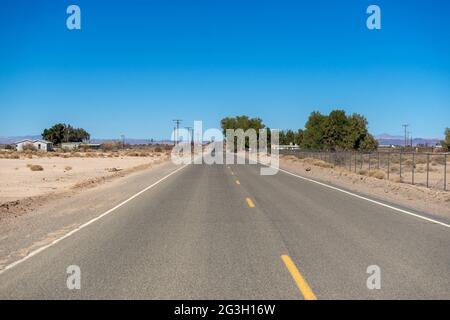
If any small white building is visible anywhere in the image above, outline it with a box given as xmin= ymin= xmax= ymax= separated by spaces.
xmin=272 ymin=144 xmax=300 ymax=151
xmin=15 ymin=139 xmax=53 ymax=152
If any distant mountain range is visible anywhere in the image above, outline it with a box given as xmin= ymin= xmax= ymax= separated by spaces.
xmin=375 ymin=134 xmax=441 ymax=147
xmin=0 ymin=135 xmax=172 ymax=145
xmin=0 ymin=135 xmax=42 ymax=144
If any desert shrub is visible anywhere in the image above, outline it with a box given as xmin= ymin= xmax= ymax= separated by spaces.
xmin=404 ymin=159 xmax=413 ymax=166
xmin=126 ymin=151 xmax=140 ymax=157
xmin=154 ymin=147 xmax=162 ymax=153
xmin=390 ymin=166 xmax=399 ymax=173
xmin=308 ymin=159 xmax=333 ymax=168
xmin=5 ymin=153 xmax=20 ymax=159
xmin=415 ymin=157 xmax=428 ymax=165
xmin=369 ymin=169 xmax=386 ymax=180
xmin=431 ymin=156 xmax=446 ymax=165
xmin=27 ymin=164 xmax=44 ymax=171
xmin=65 ymin=166 xmax=72 ymax=171
xmin=358 ymin=169 xmax=368 ymax=175
xmin=101 ymin=142 xmax=122 ymax=152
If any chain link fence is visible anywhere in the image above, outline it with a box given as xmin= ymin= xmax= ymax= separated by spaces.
xmin=281 ymin=150 xmax=449 ymax=191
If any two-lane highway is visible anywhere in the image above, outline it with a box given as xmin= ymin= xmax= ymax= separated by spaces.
xmin=0 ymin=163 xmax=449 ymax=299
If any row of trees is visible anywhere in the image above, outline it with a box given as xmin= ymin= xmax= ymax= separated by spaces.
xmin=42 ymin=123 xmax=90 ymax=145
xmin=221 ymin=110 xmax=379 ymax=152
xmin=295 ymin=110 xmax=378 ymax=151
xmin=220 ymin=116 xmax=265 ymax=135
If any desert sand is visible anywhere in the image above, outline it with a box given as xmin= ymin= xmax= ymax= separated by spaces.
xmin=0 ymin=153 xmax=169 ymax=204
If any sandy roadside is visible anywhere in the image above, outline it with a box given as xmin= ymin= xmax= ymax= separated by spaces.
xmin=0 ymin=153 xmax=170 ymax=219
xmin=280 ymin=155 xmax=450 ymax=219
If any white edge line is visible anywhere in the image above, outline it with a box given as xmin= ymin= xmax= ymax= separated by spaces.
xmin=0 ymin=164 xmax=188 ymax=275
xmin=261 ymin=161 xmax=450 ymax=229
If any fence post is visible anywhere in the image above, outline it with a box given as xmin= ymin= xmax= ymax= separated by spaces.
xmin=354 ymin=152 xmax=357 ymax=173
xmin=400 ymin=152 xmax=402 ymax=179
xmin=348 ymin=152 xmax=352 ymax=172
xmin=412 ymin=153 xmax=415 ymax=185
xmin=360 ymin=153 xmax=363 ymax=170
xmin=427 ymin=153 xmax=430 ymax=188
xmin=387 ymin=152 xmax=390 ymax=180
xmin=377 ymin=152 xmax=380 ymax=169
xmin=444 ymin=154 xmax=447 ymax=191
xmin=369 ymin=153 xmax=371 ymax=172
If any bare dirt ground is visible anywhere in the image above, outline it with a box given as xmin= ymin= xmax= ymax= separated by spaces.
xmin=280 ymin=155 xmax=450 ymax=219
xmin=0 ymin=150 xmax=170 ymax=218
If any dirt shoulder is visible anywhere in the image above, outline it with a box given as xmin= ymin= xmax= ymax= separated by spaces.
xmin=280 ymin=155 xmax=450 ymax=220
xmin=0 ymin=152 xmax=170 ymax=220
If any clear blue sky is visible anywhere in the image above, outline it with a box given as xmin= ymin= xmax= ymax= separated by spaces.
xmin=1 ymin=0 xmax=449 ymax=139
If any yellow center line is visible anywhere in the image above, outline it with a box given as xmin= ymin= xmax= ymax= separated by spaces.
xmin=246 ymin=197 xmax=255 ymax=208
xmin=235 ymin=180 xmax=241 ymax=185
xmin=281 ymin=255 xmax=317 ymax=300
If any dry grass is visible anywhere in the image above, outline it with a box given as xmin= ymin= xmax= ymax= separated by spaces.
xmin=391 ymin=176 xmax=402 ymax=183
xmin=305 ymin=158 xmax=334 ymax=169
xmin=368 ymin=169 xmax=386 ymax=180
xmin=358 ymin=169 xmax=368 ymax=175
xmin=0 ymin=145 xmax=170 ymax=160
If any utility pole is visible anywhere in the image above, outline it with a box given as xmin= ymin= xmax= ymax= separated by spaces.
xmin=173 ymin=127 xmax=176 ymax=146
xmin=173 ymin=119 xmax=182 ymax=145
xmin=185 ymin=127 xmax=193 ymax=145
xmin=402 ymin=124 xmax=409 ymax=148
xmin=121 ymin=134 xmax=125 ymax=149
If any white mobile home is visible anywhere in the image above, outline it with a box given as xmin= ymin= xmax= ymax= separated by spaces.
xmin=15 ymin=139 xmax=53 ymax=152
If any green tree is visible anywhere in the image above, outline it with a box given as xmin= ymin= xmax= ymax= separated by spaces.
xmin=42 ymin=123 xmax=66 ymax=145
xmin=441 ymin=128 xmax=450 ymax=151
xmin=359 ymin=134 xmax=378 ymax=151
xmin=294 ymin=129 xmax=304 ymax=146
xmin=301 ymin=110 xmax=377 ymax=151
xmin=323 ymin=110 xmax=351 ymax=151
xmin=279 ymin=130 xmax=288 ymax=145
xmin=220 ymin=115 xmax=266 ymax=150
xmin=347 ymin=113 xmax=378 ymax=151
xmin=301 ymin=111 xmax=327 ymax=150
xmin=42 ymin=123 xmax=90 ymax=145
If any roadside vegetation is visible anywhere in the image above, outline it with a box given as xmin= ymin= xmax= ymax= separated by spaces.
xmin=27 ymin=164 xmax=44 ymax=171
xmin=42 ymin=123 xmax=90 ymax=145
xmin=441 ymin=128 xmax=450 ymax=151
xmin=221 ymin=110 xmax=378 ymax=152
xmin=280 ymin=110 xmax=378 ymax=151
xmin=0 ymin=145 xmax=172 ymax=160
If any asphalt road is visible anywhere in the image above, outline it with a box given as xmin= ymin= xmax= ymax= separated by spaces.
xmin=0 ymin=162 xmax=449 ymax=299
